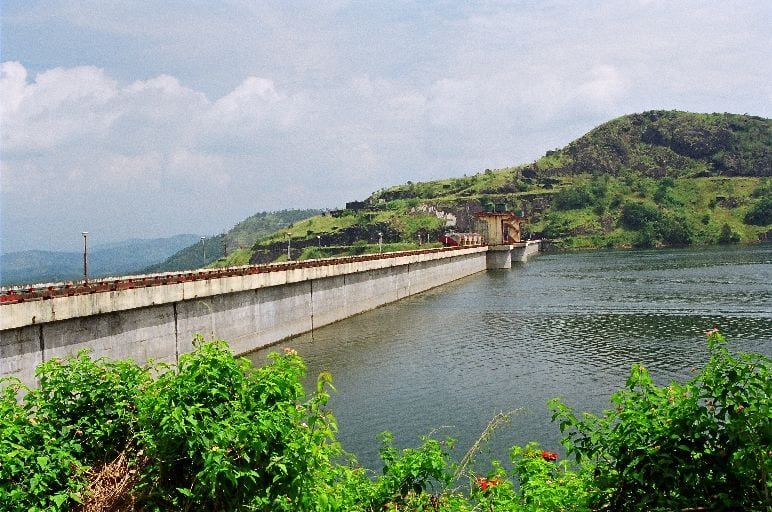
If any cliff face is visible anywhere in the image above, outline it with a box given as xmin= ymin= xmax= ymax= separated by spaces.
xmin=526 ymin=111 xmax=771 ymax=178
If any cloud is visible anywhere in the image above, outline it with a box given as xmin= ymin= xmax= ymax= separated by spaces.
xmin=1 ymin=62 xmax=118 ymax=151
xmin=1 ymin=1 xmax=770 ymax=251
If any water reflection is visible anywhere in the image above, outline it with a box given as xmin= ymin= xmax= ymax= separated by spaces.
xmin=246 ymin=245 xmax=771 ymax=469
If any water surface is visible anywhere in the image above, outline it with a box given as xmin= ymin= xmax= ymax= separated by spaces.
xmin=246 ymin=245 xmax=771 ymax=469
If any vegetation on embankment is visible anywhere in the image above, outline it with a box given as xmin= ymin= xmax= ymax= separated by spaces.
xmin=2 ymin=332 xmax=769 ymax=511
xmin=145 ymin=209 xmax=322 ymax=272
xmin=216 ymin=111 xmax=770 ymax=264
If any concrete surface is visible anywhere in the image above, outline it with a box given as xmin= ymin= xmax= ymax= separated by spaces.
xmin=1 ymin=247 xmax=488 ymax=387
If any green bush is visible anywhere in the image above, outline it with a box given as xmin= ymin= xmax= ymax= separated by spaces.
xmin=718 ymin=223 xmax=741 ymax=244
xmin=744 ymin=196 xmax=772 ymax=225
xmin=136 ymin=339 xmax=338 ymax=511
xmin=30 ymin=352 xmax=149 ymax=464
xmin=0 ymin=383 xmax=86 ymax=511
xmin=2 ymin=333 xmax=768 ymax=511
xmin=553 ymin=185 xmax=593 ymax=210
xmin=619 ymin=201 xmax=661 ymax=230
xmin=551 ymin=331 xmax=771 ymax=511
xmin=659 ymin=213 xmax=693 ymax=245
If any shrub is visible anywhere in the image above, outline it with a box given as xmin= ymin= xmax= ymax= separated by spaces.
xmin=2 ymin=333 xmax=768 ymax=511
xmin=659 ymin=213 xmax=693 ymax=245
xmin=551 ymin=332 xmax=771 ymax=511
xmin=0 ymin=382 xmax=86 ymax=511
xmin=718 ymin=223 xmax=741 ymax=244
xmin=553 ymin=185 xmax=593 ymax=210
xmin=29 ymin=352 xmax=149 ymax=464
xmin=744 ymin=196 xmax=772 ymax=225
xmin=136 ymin=339 xmax=338 ymax=511
xmin=619 ymin=201 xmax=661 ymax=230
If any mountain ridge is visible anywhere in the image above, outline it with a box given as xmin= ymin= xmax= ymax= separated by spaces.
xmin=1 ymin=234 xmax=202 ymax=286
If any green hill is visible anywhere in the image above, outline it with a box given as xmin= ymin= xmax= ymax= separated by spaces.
xmin=528 ymin=110 xmax=770 ymax=179
xmin=217 ymin=111 xmax=771 ymax=264
xmin=145 ymin=210 xmax=322 ymax=272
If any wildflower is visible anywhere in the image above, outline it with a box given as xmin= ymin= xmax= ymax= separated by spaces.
xmin=541 ymin=450 xmax=558 ymax=462
xmin=705 ymin=327 xmax=720 ymax=337
xmin=283 ymin=347 xmax=298 ymax=356
xmin=475 ymin=476 xmax=500 ymax=491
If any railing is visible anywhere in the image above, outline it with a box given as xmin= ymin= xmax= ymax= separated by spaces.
xmin=0 ymin=245 xmax=486 ymax=305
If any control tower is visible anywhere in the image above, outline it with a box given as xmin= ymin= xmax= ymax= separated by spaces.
xmin=474 ymin=203 xmax=536 ymax=268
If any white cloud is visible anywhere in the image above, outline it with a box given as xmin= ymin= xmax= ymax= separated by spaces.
xmin=1 ymin=62 xmax=118 ymax=151
xmin=1 ymin=0 xmax=770 ymax=251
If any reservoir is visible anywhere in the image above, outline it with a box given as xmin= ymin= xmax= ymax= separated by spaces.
xmin=246 ymin=245 xmax=771 ymax=469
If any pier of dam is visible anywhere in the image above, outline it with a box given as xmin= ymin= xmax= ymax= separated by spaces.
xmin=1 ymin=242 xmax=540 ymax=387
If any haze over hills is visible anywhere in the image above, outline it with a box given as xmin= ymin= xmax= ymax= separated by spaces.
xmin=207 ymin=111 xmax=770 ymax=264
xmin=1 ymin=234 xmax=201 ymax=286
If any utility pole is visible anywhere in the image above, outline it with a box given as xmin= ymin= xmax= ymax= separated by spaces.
xmin=200 ymin=236 xmax=206 ymax=267
xmin=378 ymin=232 xmax=383 ymax=253
xmin=286 ymin=232 xmax=292 ymax=260
xmin=82 ymin=231 xmax=89 ymax=284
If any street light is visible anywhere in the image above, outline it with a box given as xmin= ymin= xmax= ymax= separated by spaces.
xmin=378 ymin=232 xmax=383 ymax=254
xmin=81 ymin=231 xmax=89 ymax=284
xmin=317 ymin=235 xmax=321 ymax=249
xmin=286 ymin=232 xmax=292 ymax=260
xmin=200 ymin=236 xmax=206 ymax=267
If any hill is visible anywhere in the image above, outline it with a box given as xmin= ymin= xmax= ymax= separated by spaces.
xmin=228 ymin=111 xmax=769 ymax=263
xmin=527 ymin=110 xmax=770 ymax=179
xmin=145 ymin=209 xmax=322 ymax=272
xmin=1 ymin=234 xmax=201 ymax=286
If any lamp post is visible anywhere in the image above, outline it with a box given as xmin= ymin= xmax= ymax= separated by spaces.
xmin=317 ymin=235 xmax=321 ymax=249
xmin=286 ymin=232 xmax=292 ymax=260
xmin=82 ymin=231 xmax=89 ymax=284
xmin=200 ymin=236 xmax=206 ymax=267
xmin=378 ymin=232 xmax=383 ymax=254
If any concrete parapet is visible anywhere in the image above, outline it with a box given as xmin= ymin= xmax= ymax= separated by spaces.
xmin=1 ymin=247 xmax=488 ymax=387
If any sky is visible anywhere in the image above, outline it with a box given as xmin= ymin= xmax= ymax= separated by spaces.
xmin=1 ymin=1 xmax=770 ymax=252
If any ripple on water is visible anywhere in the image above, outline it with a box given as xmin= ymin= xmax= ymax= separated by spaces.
xmin=246 ymin=245 xmax=772 ymax=469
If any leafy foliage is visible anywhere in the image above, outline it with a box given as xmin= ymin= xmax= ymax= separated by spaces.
xmin=553 ymin=184 xmax=593 ymax=210
xmin=619 ymin=201 xmax=661 ymax=230
xmin=551 ymin=331 xmax=771 ymax=511
xmin=744 ymin=195 xmax=772 ymax=226
xmin=2 ymin=333 xmax=769 ymax=511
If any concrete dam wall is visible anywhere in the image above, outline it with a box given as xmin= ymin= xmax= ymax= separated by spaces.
xmin=1 ymin=247 xmax=488 ymax=387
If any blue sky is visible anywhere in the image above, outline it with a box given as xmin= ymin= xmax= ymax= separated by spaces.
xmin=2 ymin=0 xmax=770 ymax=252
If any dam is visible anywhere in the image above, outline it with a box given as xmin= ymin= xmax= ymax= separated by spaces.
xmin=1 ymin=242 xmax=540 ymax=388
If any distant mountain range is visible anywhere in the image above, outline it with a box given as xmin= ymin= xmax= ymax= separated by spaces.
xmin=1 ymin=234 xmax=201 ymax=286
